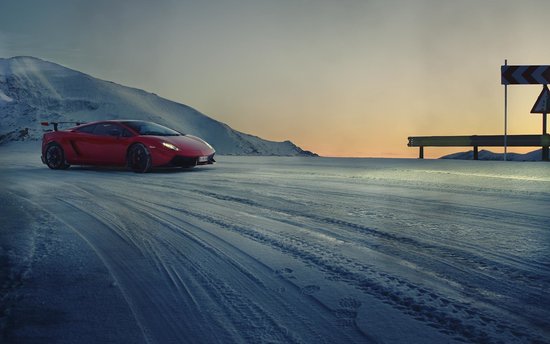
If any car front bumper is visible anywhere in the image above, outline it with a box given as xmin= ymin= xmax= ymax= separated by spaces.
xmin=167 ymin=153 xmax=216 ymax=167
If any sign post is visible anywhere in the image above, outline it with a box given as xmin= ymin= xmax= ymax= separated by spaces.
xmin=530 ymin=84 xmax=550 ymax=161
xmin=504 ymin=60 xmax=508 ymax=161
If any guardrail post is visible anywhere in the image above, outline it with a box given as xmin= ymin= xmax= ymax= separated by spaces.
xmin=419 ymin=146 xmax=424 ymax=159
xmin=473 ymin=146 xmax=479 ymax=160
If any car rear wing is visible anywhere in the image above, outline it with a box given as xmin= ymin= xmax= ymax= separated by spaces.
xmin=41 ymin=121 xmax=85 ymax=131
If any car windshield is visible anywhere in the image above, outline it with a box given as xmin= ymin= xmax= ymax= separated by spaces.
xmin=121 ymin=121 xmax=181 ymax=136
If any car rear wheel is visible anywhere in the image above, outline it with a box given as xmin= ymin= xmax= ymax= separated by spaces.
xmin=127 ymin=143 xmax=152 ymax=173
xmin=45 ymin=143 xmax=70 ymax=170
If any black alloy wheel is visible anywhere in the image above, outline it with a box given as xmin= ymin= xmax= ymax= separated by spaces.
xmin=127 ymin=143 xmax=152 ymax=173
xmin=45 ymin=144 xmax=70 ymax=170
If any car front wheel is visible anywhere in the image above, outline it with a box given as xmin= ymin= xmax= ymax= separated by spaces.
xmin=127 ymin=143 xmax=152 ymax=173
xmin=45 ymin=143 xmax=70 ymax=170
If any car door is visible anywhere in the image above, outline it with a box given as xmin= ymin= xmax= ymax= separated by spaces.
xmin=85 ymin=123 xmax=133 ymax=165
xmin=76 ymin=122 xmax=131 ymax=165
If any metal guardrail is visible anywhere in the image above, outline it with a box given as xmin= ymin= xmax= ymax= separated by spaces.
xmin=407 ymin=134 xmax=550 ymax=160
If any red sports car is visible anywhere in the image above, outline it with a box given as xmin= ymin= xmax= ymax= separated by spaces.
xmin=41 ymin=120 xmax=215 ymax=172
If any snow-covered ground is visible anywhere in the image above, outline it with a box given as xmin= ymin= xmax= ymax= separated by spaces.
xmin=1 ymin=142 xmax=549 ymax=344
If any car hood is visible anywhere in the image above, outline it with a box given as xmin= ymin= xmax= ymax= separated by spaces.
xmin=161 ymin=135 xmax=215 ymax=155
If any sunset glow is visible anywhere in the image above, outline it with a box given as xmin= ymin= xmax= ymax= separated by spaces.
xmin=2 ymin=0 xmax=549 ymax=157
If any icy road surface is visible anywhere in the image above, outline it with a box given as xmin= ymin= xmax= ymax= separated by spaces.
xmin=1 ymin=142 xmax=550 ymax=344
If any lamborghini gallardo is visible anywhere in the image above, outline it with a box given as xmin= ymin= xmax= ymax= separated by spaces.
xmin=41 ymin=120 xmax=215 ymax=173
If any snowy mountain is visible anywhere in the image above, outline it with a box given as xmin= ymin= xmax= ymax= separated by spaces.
xmin=0 ymin=56 xmax=317 ymax=156
xmin=440 ymin=149 xmax=543 ymax=161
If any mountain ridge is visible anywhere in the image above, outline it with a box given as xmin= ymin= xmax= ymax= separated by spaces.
xmin=440 ymin=149 xmax=542 ymax=161
xmin=0 ymin=56 xmax=317 ymax=156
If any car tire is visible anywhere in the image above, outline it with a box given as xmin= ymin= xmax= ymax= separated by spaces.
xmin=127 ymin=143 xmax=152 ymax=173
xmin=45 ymin=143 xmax=70 ymax=170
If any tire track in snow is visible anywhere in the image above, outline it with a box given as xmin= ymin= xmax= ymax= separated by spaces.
xmin=118 ymin=190 xmax=548 ymax=344
xmin=6 ymin=192 xmax=155 ymax=344
xmin=103 ymin=188 xmax=372 ymax=343
xmin=20 ymin=192 xmax=233 ymax=344
xmin=50 ymin=184 xmax=370 ymax=343
xmin=192 ymin=189 xmax=550 ymax=315
xmin=121 ymin=209 xmax=305 ymax=344
xmin=200 ymin=212 xmax=544 ymax=343
xmin=196 ymin=187 xmax=549 ymax=272
xmin=78 ymin=175 xmax=550 ymax=341
xmin=1 ymin=192 xmax=44 ymax=340
xmin=54 ymin=193 xmax=264 ymax=344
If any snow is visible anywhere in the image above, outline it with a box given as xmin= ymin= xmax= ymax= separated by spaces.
xmin=0 ymin=89 xmax=12 ymax=103
xmin=0 ymin=56 xmax=315 ymax=156
xmin=1 ymin=141 xmax=549 ymax=343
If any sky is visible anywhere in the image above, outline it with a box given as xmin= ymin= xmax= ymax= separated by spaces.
xmin=1 ymin=0 xmax=550 ymax=157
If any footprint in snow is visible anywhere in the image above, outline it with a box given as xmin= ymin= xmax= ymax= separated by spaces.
xmin=333 ymin=297 xmax=363 ymax=328
xmin=275 ymin=268 xmax=295 ymax=279
xmin=339 ymin=297 xmax=362 ymax=310
xmin=300 ymin=285 xmax=320 ymax=295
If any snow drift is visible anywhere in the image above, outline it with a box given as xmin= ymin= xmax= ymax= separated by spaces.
xmin=0 ymin=56 xmax=316 ymax=156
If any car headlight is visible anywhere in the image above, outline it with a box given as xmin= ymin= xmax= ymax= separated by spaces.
xmin=162 ymin=142 xmax=179 ymax=151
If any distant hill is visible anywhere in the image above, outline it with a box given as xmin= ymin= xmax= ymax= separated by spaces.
xmin=440 ymin=149 xmax=543 ymax=161
xmin=0 ymin=56 xmax=316 ymax=156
